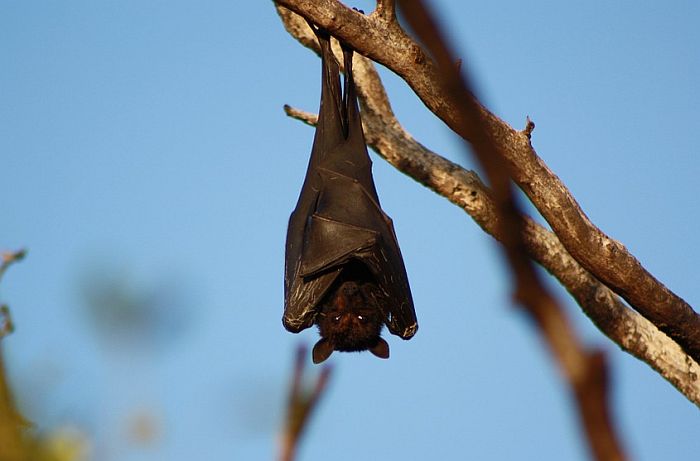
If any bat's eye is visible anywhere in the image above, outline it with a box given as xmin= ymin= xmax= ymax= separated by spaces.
xmin=333 ymin=315 xmax=342 ymax=322
xmin=357 ymin=315 xmax=367 ymax=323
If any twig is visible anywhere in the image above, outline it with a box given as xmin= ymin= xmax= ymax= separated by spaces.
xmin=279 ymin=345 xmax=332 ymax=461
xmin=0 ymin=249 xmax=26 ymax=286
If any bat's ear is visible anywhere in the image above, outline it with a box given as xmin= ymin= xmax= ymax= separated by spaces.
xmin=369 ymin=338 xmax=390 ymax=360
xmin=312 ymin=338 xmax=334 ymax=364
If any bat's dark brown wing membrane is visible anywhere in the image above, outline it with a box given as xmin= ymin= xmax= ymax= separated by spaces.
xmin=283 ymin=26 xmax=418 ymax=340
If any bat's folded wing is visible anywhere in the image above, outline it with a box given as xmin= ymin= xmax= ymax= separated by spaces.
xmin=300 ymin=215 xmax=378 ymax=278
xmin=282 ymin=266 xmax=339 ymax=333
xmin=283 ymin=213 xmax=378 ymax=334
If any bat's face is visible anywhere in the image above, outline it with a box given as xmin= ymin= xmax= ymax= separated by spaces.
xmin=317 ymin=280 xmax=383 ymax=348
xmin=311 ymin=264 xmax=390 ymax=363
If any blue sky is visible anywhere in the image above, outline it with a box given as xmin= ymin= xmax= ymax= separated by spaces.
xmin=1 ymin=1 xmax=699 ymax=460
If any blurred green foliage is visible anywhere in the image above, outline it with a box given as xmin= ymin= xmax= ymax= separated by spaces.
xmin=1 ymin=251 xmax=89 ymax=461
xmin=79 ymin=263 xmax=191 ymax=352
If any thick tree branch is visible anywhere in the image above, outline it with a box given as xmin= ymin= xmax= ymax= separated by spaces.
xmin=273 ymin=0 xmax=700 ymax=368
xmin=276 ymin=2 xmax=700 ymax=409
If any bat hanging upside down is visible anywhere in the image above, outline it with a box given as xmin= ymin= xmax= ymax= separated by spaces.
xmin=283 ymin=24 xmax=418 ymax=364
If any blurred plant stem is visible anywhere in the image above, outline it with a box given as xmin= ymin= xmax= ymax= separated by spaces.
xmin=279 ymin=346 xmax=332 ymax=461
xmin=0 ymin=349 xmax=30 ymax=461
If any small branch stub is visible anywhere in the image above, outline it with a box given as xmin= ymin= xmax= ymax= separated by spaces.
xmin=523 ymin=116 xmax=535 ymax=139
xmin=284 ymin=104 xmax=318 ymax=126
xmin=374 ymin=0 xmax=396 ymax=22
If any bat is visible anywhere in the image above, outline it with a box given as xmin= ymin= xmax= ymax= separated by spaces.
xmin=283 ymin=25 xmax=417 ymax=364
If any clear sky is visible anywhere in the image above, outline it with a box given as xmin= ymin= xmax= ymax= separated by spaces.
xmin=1 ymin=1 xmax=699 ymax=460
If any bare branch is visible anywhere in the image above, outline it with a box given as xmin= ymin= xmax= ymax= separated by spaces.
xmin=0 ymin=249 xmax=26 ymax=286
xmin=273 ymin=0 xmax=700 ymax=368
xmin=276 ymin=1 xmax=700 ymax=409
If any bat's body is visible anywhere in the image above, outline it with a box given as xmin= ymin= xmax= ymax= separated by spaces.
xmin=283 ymin=26 xmax=417 ymax=363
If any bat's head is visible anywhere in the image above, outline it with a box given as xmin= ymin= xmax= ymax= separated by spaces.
xmin=312 ymin=264 xmax=389 ymax=364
